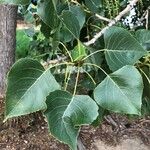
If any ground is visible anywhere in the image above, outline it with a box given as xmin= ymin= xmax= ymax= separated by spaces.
xmin=0 ymin=97 xmax=150 ymax=150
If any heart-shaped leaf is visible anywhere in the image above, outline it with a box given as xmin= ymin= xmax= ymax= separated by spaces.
xmin=71 ymin=41 xmax=87 ymax=62
xmin=5 ymin=58 xmax=60 ymax=121
xmin=94 ymin=65 xmax=143 ymax=115
xmin=104 ymin=26 xmax=147 ymax=71
xmin=44 ymin=90 xmax=98 ymax=150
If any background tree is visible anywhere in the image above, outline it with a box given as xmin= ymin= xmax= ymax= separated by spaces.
xmin=0 ymin=4 xmax=18 ymax=98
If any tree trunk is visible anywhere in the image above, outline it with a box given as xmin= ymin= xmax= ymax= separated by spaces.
xmin=0 ymin=4 xmax=18 ymax=97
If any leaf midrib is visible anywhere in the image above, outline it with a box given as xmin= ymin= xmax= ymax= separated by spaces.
xmin=105 ymin=49 xmax=145 ymax=52
xmin=107 ymin=74 xmax=137 ymax=111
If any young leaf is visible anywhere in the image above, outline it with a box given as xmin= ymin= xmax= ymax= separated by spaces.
xmin=5 ymin=58 xmax=60 ymax=121
xmin=44 ymin=90 xmax=98 ymax=150
xmin=71 ymin=41 xmax=87 ymax=62
xmin=104 ymin=26 xmax=147 ymax=71
xmin=94 ymin=65 xmax=143 ymax=115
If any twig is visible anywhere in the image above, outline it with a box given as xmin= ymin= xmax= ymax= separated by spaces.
xmin=104 ymin=115 xmax=118 ymax=128
xmin=41 ymin=56 xmax=67 ymax=68
xmin=84 ymin=0 xmax=139 ymax=46
xmin=139 ymin=7 xmax=149 ymax=22
xmin=146 ymin=7 xmax=150 ymax=30
xmin=95 ymin=14 xmax=112 ymax=22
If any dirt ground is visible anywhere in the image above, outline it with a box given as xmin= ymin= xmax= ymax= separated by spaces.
xmin=0 ymin=98 xmax=150 ymax=150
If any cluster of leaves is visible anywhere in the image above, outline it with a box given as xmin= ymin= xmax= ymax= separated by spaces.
xmin=3 ymin=0 xmax=150 ymax=150
xmin=16 ymin=29 xmax=54 ymax=61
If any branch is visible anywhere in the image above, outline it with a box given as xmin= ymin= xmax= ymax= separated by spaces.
xmin=41 ymin=56 xmax=67 ymax=68
xmin=146 ymin=7 xmax=150 ymax=30
xmin=84 ymin=0 xmax=139 ymax=46
xmin=95 ymin=14 xmax=112 ymax=22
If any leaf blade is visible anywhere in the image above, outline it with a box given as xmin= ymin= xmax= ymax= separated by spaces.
xmin=61 ymin=10 xmax=80 ymax=39
xmin=37 ymin=0 xmax=59 ymax=29
xmin=94 ymin=65 xmax=143 ymax=115
xmin=104 ymin=26 xmax=147 ymax=71
xmin=5 ymin=58 xmax=60 ymax=121
xmin=44 ymin=90 xmax=98 ymax=150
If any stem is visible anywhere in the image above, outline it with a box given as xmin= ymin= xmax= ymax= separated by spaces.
xmin=90 ymin=24 xmax=101 ymax=30
xmin=95 ymin=14 xmax=112 ymax=22
xmin=64 ymin=66 xmax=72 ymax=91
xmin=59 ymin=41 xmax=73 ymax=62
xmin=71 ymin=0 xmax=80 ymax=5
xmin=83 ymin=63 xmax=108 ymax=76
xmin=82 ymin=49 xmax=105 ymax=61
xmin=83 ymin=69 xmax=96 ymax=85
xmin=139 ymin=68 xmax=150 ymax=84
xmin=48 ymin=62 xmax=74 ymax=70
xmin=33 ymin=53 xmax=50 ymax=59
xmin=64 ymin=65 xmax=69 ymax=89
xmin=73 ymin=66 xmax=80 ymax=96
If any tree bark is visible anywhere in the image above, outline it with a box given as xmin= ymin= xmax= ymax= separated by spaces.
xmin=0 ymin=4 xmax=18 ymax=97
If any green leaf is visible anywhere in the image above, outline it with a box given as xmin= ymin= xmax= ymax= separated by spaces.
xmin=59 ymin=26 xmax=74 ymax=42
xmin=61 ymin=10 xmax=80 ymax=39
xmin=70 ymin=5 xmax=85 ymax=30
xmin=4 ymin=0 xmax=30 ymax=5
xmin=71 ymin=42 xmax=87 ymax=62
xmin=104 ymin=26 xmax=147 ymax=71
xmin=84 ymin=0 xmax=102 ymax=13
xmin=59 ymin=6 xmax=85 ymax=42
xmin=37 ymin=0 xmax=58 ymax=29
xmin=40 ymin=21 xmax=51 ymax=38
xmin=135 ymin=29 xmax=150 ymax=51
xmin=44 ymin=90 xmax=98 ymax=150
xmin=5 ymin=58 xmax=60 ymax=121
xmin=94 ymin=65 xmax=143 ymax=115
